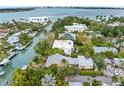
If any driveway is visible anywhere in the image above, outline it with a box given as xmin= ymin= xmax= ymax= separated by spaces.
xmin=67 ymin=75 xmax=112 ymax=85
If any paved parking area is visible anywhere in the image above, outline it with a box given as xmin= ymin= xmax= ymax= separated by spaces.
xmin=67 ymin=75 xmax=112 ymax=85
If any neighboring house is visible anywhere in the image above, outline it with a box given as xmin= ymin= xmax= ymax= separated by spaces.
xmin=52 ymin=40 xmax=74 ymax=55
xmin=7 ymin=32 xmax=21 ymax=45
xmin=107 ymin=22 xmax=124 ymax=27
xmin=0 ymin=28 xmax=10 ymax=40
xmin=46 ymin=53 xmax=94 ymax=70
xmin=105 ymin=58 xmax=124 ymax=66
xmin=78 ymin=56 xmax=94 ymax=69
xmin=64 ymin=23 xmax=87 ymax=32
xmin=59 ymin=32 xmax=76 ymax=40
xmin=93 ymin=46 xmax=118 ymax=53
xmin=8 ymin=36 xmax=19 ymax=45
xmin=28 ymin=16 xmax=50 ymax=24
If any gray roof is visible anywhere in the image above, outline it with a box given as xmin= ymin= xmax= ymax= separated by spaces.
xmin=46 ymin=53 xmax=78 ymax=67
xmin=46 ymin=53 xmax=93 ymax=67
xmin=93 ymin=46 xmax=118 ymax=53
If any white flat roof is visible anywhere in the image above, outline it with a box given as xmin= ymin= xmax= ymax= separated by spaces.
xmin=53 ymin=40 xmax=73 ymax=48
xmin=93 ymin=46 xmax=118 ymax=53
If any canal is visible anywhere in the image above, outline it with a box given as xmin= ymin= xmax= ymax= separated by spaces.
xmin=0 ymin=21 xmax=53 ymax=86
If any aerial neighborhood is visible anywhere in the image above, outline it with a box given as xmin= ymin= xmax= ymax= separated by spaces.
xmin=0 ymin=14 xmax=124 ymax=86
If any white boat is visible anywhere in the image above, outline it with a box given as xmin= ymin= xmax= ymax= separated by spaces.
xmin=0 ymin=68 xmax=4 ymax=76
xmin=0 ymin=71 xmax=4 ymax=76
xmin=0 ymin=58 xmax=10 ymax=66
xmin=8 ymin=52 xmax=18 ymax=59
xmin=21 ymin=64 xmax=27 ymax=70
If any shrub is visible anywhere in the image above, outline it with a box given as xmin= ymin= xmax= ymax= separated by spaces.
xmin=83 ymin=82 xmax=90 ymax=86
xmin=112 ymin=76 xmax=118 ymax=82
xmin=92 ymin=79 xmax=102 ymax=86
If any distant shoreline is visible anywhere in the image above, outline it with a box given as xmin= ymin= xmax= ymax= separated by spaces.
xmin=0 ymin=7 xmax=37 ymax=13
xmin=40 ymin=6 xmax=124 ymax=9
xmin=0 ymin=7 xmax=124 ymax=13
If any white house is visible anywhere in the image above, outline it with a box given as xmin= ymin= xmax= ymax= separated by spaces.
xmin=28 ymin=16 xmax=50 ymax=24
xmin=64 ymin=23 xmax=87 ymax=32
xmin=78 ymin=56 xmax=94 ymax=69
xmin=93 ymin=46 xmax=118 ymax=53
xmin=52 ymin=40 xmax=74 ymax=55
xmin=7 ymin=32 xmax=21 ymax=45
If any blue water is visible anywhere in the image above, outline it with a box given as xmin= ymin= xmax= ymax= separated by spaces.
xmin=0 ymin=8 xmax=124 ymax=86
xmin=0 ymin=8 xmax=124 ymax=22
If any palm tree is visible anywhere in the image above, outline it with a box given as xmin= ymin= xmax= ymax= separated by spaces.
xmin=41 ymin=74 xmax=56 ymax=86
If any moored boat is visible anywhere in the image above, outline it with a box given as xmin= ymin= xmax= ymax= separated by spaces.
xmin=8 ymin=52 xmax=18 ymax=59
xmin=0 ymin=58 xmax=11 ymax=66
xmin=0 ymin=67 xmax=4 ymax=76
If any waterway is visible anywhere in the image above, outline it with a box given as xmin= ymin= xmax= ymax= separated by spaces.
xmin=0 ymin=8 xmax=124 ymax=85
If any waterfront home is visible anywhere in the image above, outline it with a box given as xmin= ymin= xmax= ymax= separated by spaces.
xmin=28 ymin=16 xmax=50 ymax=25
xmin=52 ymin=40 xmax=74 ymax=55
xmin=46 ymin=53 xmax=94 ymax=70
xmin=93 ymin=46 xmax=118 ymax=53
xmin=64 ymin=23 xmax=87 ymax=32
xmin=59 ymin=32 xmax=76 ymax=40
xmin=7 ymin=32 xmax=21 ymax=45
xmin=8 ymin=36 xmax=19 ymax=45
xmin=78 ymin=56 xmax=94 ymax=70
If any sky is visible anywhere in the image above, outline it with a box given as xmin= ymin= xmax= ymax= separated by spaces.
xmin=0 ymin=0 xmax=124 ymax=7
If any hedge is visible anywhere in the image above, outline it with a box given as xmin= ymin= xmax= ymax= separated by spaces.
xmin=79 ymin=70 xmax=103 ymax=76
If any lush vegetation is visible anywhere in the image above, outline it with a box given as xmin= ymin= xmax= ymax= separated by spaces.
xmin=93 ymin=54 xmax=105 ymax=71
xmin=19 ymin=33 xmax=32 ymax=46
xmin=0 ymin=38 xmax=14 ymax=60
xmin=83 ymin=81 xmax=90 ymax=86
xmin=92 ymin=79 xmax=102 ymax=86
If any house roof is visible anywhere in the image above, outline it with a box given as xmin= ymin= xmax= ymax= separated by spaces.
xmin=93 ymin=46 xmax=118 ymax=53
xmin=53 ymin=40 xmax=74 ymax=49
xmin=46 ymin=53 xmax=78 ymax=67
xmin=46 ymin=54 xmax=93 ymax=67
xmin=64 ymin=23 xmax=87 ymax=31
xmin=59 ymin=32 xmax=75 ymax=40
xmin=78 ymin=56 xmax=94 ymax=67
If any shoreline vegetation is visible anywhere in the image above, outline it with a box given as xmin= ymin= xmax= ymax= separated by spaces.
xmin=0 ymin=7 xmax=37 ymax=13
xmin=0 ymin=6 xmax=124 ymax=13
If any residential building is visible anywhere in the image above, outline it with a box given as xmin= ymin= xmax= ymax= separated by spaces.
xmin=7 ymin=32 xmax=21 ymax=45
xmin=28 ymin=16 xmax=50 ymax=24
xmin=52 ymin=40 xmax=74 ymax=55
xmin=46 ymin=53 xmax=94 ymax=70
xmin=0 ymin=28 xmax=10 ymax=40
xmin=78 ymin=56 xmax=94 ymax=69
xmin=46 ymin=53 xmax=78 ymax=67
xmin=64 ymin=23 xmax=87 ymax=32
xmin=59 ymin=32 xmax=76 ymax=40
xmin=93 ymin=46 xmax=118 ymax=53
